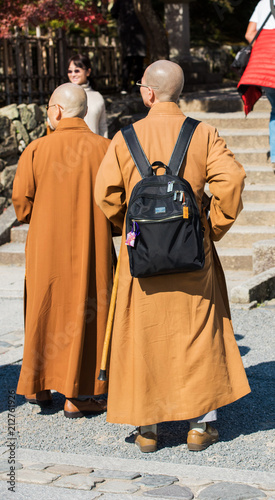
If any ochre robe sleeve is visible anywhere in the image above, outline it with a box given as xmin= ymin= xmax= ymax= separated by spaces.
xmin=206 ymin=129 xmax=246 ymax=242
xmin=95 ymin=134 xmax=126 ymax=231
xmin=12 ymin=143 xmax=36 ymax=223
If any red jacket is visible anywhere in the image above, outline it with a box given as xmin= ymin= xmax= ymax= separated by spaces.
xmin=238 ymin=29 xmax=275 ymax=114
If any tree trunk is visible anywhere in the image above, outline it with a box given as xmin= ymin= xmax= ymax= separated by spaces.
xmin=133 ymin=0 xmax=169 ymax=61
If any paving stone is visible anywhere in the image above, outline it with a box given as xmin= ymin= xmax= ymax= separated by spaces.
xmin=0 ymin=338 xmax=23 ymax=348
xmin=144 ymin=484 xmax=194 ymax=499
xmin=0 ymin=460 xmax=23 ymax=473
xmin=99 ymin=496 xmax=178 ymax=500
xmin=0 ymin=472 xmax=9 ymax=481
xmin=97 ymin=479 xmax=140 ymax=494
xmin=91 ymin=469 xmax=141 ymax=480
xmin=16 ymin=469 xmax=60 ymax=485
xmin=0 ymin=341 xmax=13 ymax=348
xmin=98 ymin=495 xmax=144 ymax=500
xmin=198 ymin=482 xmax=267 ymax=499
xmin=26 ymin=462 xmax=54 ymax=471
xmin=181 ymin=478 xmax=213 ymax=488
xmin=256 ymin=484 xmax=275 ymax=492
xmin=0 ymin=345 xmax=23 ymax=365
xmin=46 ymin=464 xmax=93 ymax=475
xmin=0 ymin=330 xmax=24 ymax=342
xmin=54 ymin=473 xmax=101 ymax=490
xmin=136 ymin=474 xmax=179 ymax=488
xmin=0 ymin=481 xmax=101 ymax=499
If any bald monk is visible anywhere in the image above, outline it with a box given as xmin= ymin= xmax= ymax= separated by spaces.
xmin=95 ymin=61 xmax=251 ymax=452
xmin=12 ymin=83 xmax=112 ymax=418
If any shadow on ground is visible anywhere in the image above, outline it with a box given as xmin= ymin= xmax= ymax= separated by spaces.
xmin=0 ymin=363 xmax=106 ymax=415
xmin=0 ymin=361 xmax=274 ymax=451
xmin=152 ymin=361 xmax=275 ymax=450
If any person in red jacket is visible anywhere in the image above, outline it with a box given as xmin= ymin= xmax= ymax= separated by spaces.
xmin=238 ymin=0 xmax=275 ymax=168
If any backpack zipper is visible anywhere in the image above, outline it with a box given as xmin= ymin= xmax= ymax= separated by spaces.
xmin=132 ymin=214 xmax=184 ymax=224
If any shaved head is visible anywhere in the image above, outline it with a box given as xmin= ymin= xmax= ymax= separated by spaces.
xmin=144 ymin=60 xmax=184 ymax=103
xmin=50 ymin=83 xmax=87 ymax=118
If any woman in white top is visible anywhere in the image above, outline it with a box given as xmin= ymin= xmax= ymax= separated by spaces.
xmin=245 ymin=0 xmax=275 ymax=40
xmin=68 ymin=54 xmax=108 ymax=138
xmin=238 ymin=0 xmax=275 ymax=166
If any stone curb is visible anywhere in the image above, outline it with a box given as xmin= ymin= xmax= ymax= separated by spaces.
xmin=230 ymin=267 xmax=275 ymax=303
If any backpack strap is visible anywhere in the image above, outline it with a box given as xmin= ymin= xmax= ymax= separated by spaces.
xmin=121 ymin=116 xmax=200 ymax=178
xmin=169 ymin=117 xmax=200 ymax=176
xmin=121 ymin=124 xmax=151 ymax=178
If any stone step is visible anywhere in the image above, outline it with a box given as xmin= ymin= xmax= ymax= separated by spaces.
xmin=242 ymin=184 xmax=275 ymax=202
xmin=0 ymin=230 xmax=269 ymax=275
xmin=205 ymin=182 xmax=275 ymax=200
xmin=216 ymin=247 xmax=252 ymax=271
xmin=187 ymin=111 xmax=269 ymax=129
xmin=0 ymin=242 xmax=25 ymax=265
xmin=215 ymin=225 xmax=275 ymax=248
xmin=180 ymin=91 xmax=270 ymax=113
xmin=236 ymin=203 xmax=275 ymax=225
xmin=219 ymin=129 xmax=269 ymax=149
xmin=244 ymin=165 xmax=275 ymax=184
xmin=223 ymin=270 xmax=254 ymax=296
xmin=114 ymin=235 xmax=253 ymax=285
xmin=251 ymin=96 xmax=271 ymax=112
xmin=233 ymin=148 xmax=269 ymax=165
xmin=11 ymin=224 xmax=28 ymax=243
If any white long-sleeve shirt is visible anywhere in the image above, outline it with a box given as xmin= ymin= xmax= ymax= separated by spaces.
xmin=82 ymin=83 xmax=108 ymax=138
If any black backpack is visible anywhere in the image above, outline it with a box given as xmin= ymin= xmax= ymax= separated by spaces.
xmin=121 ymin=117 xmax=205 ymax=278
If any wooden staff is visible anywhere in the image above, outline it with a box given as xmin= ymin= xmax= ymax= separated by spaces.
xmin=98 ymin=251 xmax=121 ymax=381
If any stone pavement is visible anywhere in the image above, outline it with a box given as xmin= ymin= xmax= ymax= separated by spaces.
xmin=1 ymin=447 xmax=275 ymax=500
xmin=0 ymin=265 xmax=275 ymax=499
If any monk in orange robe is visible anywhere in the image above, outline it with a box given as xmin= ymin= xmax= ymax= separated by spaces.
xmin=12 ymin=83 xmax=112 ymax=418
xmin=95 ymin=61 xmax=251 ymax=452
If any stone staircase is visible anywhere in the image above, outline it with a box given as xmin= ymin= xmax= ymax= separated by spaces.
xmin=180 ymin=89 xmax=275 ymax=289
xmin=1 ymin=88 xmax=275 ymax=295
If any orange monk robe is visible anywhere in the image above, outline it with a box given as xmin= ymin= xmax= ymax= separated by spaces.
xmin=95 ymin=102 xmax=251 ymax=427
xmin=12 ymin=117 xmax=112 ymax=398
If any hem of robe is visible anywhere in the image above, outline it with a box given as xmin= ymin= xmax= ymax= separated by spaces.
xmin=16 ymin=375 xmax=108 ymax=398
xmin=106 ymin=385 xmax=251 ymax=427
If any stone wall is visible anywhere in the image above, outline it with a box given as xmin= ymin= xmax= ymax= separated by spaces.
xmin=190 ymin=45 xmax=239 ymax=77
xmin=0 ymin=103 xmax=47 ymax=214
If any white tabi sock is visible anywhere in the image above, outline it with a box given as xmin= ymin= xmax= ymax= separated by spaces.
xmin=140 ymin=424 xmax=157 ymax=435
xmin=189 ymin=422 xmax=206 ymax=434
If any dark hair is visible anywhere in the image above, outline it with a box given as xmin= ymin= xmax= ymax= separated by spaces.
xmin=68 ymin=53 xmax=94 ymax=86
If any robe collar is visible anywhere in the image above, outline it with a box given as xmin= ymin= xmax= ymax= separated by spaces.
xmin=148 ymin=102 xmax=185 ymax=117
xmin=55 ymin=117 xmax=90 ymax=132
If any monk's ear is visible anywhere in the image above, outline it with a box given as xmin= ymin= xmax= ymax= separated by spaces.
xmin=55 ymin=105 xmax=63 ymax=122
xmin=148 ymin=88 xmax=156 ymax=106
